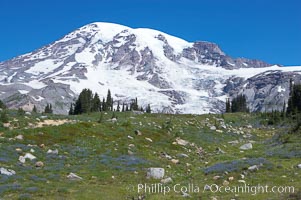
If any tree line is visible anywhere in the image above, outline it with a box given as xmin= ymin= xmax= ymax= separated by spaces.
xmin=225 ymin=94 xmax=249 ymax=113
xmin=68 ymin=88 xmax=151 ymax=115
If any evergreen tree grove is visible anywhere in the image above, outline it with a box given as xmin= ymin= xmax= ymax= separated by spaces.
xmin=225 ymin=95 xmax=248 ymax=113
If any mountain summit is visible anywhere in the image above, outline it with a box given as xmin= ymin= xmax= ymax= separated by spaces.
xmin=0 ymin=22 xmax=300 ymax=114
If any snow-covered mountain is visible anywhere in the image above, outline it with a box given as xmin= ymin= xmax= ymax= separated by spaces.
xmin=0 ymin=22 xmax=301 ymax=114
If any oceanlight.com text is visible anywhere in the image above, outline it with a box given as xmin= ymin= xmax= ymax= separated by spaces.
xmin=134 ymin=183 xmax=295 ymax=196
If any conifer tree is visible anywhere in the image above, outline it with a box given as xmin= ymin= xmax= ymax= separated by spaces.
xmin=117 ymin=101 xmax=120 ymax=112
xmin=106 ymin=89 xmax=112 ymax=111
xmin=101 ymin=98 xmax=106 ymax=111
xmin=92 ymin=93 xmax=101 ymax=112
xmin=225 ymin=98 xmax=231 ymax=113
xmin=44 ymin=103 xmax=53 ymax=114
xmin=0 ymin=100 xmax=6 ymax=109
xmin=111 ymin=98 xmax=114 ymax=111
xmin=122 ymin=103 xmax=125 ymax=112
xmin=32 ymin=105 xmax=37 ymax=113
xmin=73 ymin=89 xmax=93 ymax=114
xmin=68 ymin=103 xmax=74 ymax=115
xmin=146 ymin=104 xmax=151 ymax=113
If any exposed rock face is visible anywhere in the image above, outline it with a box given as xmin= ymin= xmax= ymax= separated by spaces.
xmin=229 ymin=71 xmax=301 ymax=112
xmin=0 ymin=22 xmax=300 ymax=114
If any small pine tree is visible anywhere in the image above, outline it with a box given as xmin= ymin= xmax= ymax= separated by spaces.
xmin=17 ymin=108 xmax=25 ymax=116
xmin=0 ymin=110 xmax=9 ymax=123
xmin=122 ymin=103 xmax=125 ymax=112
xmin=146 ymin=104 xmax=151 ymax=113
xmin=225 ymin=98 xmax=231 ymax=113
xmin=0 ymin=100 xmax=6 ymax=109
xmin=68 ymin=103 xmax=74 ymax=115
xmin=44 ymin=103 xmax=53 ymax=114
xmin=32 ymin=105 xmax=37 ymax=113
xmin=92 ymin=93 xmax=101 ymax=112
xmin=116 ymin=101 xmax=120 ymax=112
xmin=111 ymin=98 xmax=114 ymax=111
xmin=106 ymin=89 xmax=112 ymax=111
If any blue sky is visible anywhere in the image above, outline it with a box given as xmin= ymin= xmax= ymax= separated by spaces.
xmin=0 ymin=0 xmax=300 ymax=65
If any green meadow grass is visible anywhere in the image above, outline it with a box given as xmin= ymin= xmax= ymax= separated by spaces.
xmin=0 ymin=111 xmax=300 ymax=199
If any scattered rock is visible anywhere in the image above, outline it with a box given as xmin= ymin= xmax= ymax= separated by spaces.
xmin=135 ymin=130 xmax=142 ymax=136
xmin=145 ymin=137 xmax=153 ymax=142
xmin=111 ymin=118 xmax=117 ymax=123
xmin=146 ymin=168 xmax=165 ymax=179
xmin=228 ymin=176 xmax=234 ymax=181
xmin=239 ymin=143 xmax=253 ymax=150
xmin=35 ymin=161 xmax=44 ymax=168
xmin=19 ymin=156 xmax=26 ymax=163
xmin=161 ymin=177 xmax=172 ymax=184
xmin=216 ymin=147 xmax=225 ymax=154
xmin=223 ymin=180 xmax=230 ymax=186
xmin=127 ymin=135 xmax=134 ymax=140
xmin=30 ymin=149 xmax=35 ymax=153
xmin=182 ymin=191 xmax=191 ymax=197
xmin=67 ymin=172 xmax=83 ymax=180
xmin=128 ymin=150 xmax=134 ymax=155
xmin=47 ymin=149 xmax=58 ymax=155
xmin=210 ymin=126 xmax=217 ymax=131
xmin=15 ymin=148 xmax=22 ymax=152
xmin=15 ymin=135 xmax=24 ymax=140
xmin=297 ymin=164 xmax=301 ymax=169
xmin=40 ymin=144 xmax=45 ymax=148
xmin=228 ymin=140 xmax=239 ymax=145
xmin=213 ymin=175 xmax=221 ymax=180
xmin=25 ymin=112 xmax=31 ymax=115
xmin=24 ymin=153 xmax=36 ymax=160
xmin=171 ymin=159 xmax=179 ymax=164
xmin=216 ymin=130 xmax=223 ymax=133
xmin=175 ymin=138 xmax=189 ymax=146
xmin=0 ymin=167 xmax=16 ymax=176
xmin=177 ymin=153 xmax=189 ymax=158
xmin=161 ymin=152 xmax=172 ymax=160
xmin=246 ymin=125 xmax=253 ymax=129
xmin=248 ymin=165 xmax=259 ymax=171
xmin=128 ymin=144 xmax=135 ymax=148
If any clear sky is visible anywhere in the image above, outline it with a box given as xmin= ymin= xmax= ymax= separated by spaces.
xmin=0 ymin=0 xmax=300 ymax=65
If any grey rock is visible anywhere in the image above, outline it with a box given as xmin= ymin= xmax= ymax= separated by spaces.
xmin=239 ymin=143 xmax=253 ymax=150
xmin=161 ymin=177 xmax=172 ymax=184
xmin=0 ymin=167 xmax=16 ymax=176
xmin=15 ymin=135 xmax=23 ymax=140
xmin=146 ymin=168 xmax=165 ymax=179
xmin=35 ymin=161 xmax=44 ymax=168
xmin=67 ymin=172 xmax=83 ymax=180
xmin=47 ymin=149 xmax=59 ymax=155
xmin=297 ymin=164 xmax=301 ymax=169
xmin=248 ymin=165 xmax=259 ymax=171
